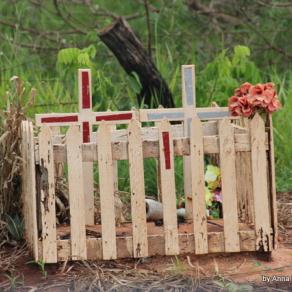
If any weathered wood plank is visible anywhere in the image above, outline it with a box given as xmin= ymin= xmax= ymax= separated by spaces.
xmin=235 ymin=151 xmax=254 ymax=224
xmin=54 ymin=230 xmax=256 ymax=261
xmin=127 ymin=119 xmax=148 ymax=257
xmin=250 ymin=113 xmax=272 ymax=252
xmin=66 ymin=126 xmax=87 ymax=260
xmin=139 ymin=107 xmax=240 ymax=122
xmin=50 ymin=133 xmax=270 ymax=163
xmin=111 ymin=124 xmax=119 ymax=193
xmin=219 ymin=119 xmax=240 ymax=252
xmin=78 ymin=69 xmax=95 ymax=226
xmin=158 ymin=120 xmax=179 ymax=255
xmin=182 ymin=65 xmax=196 ymax=220
xmin=97 ymin=122 xmax=117 ymax=260
xmin=190 ymin=116 xmax=208 ymax=254
xmin=38 ymin=126 xmax=57 ymax=263
xmin=82 ymin=162 xmax=95 ymax=225
xmin=21 ymin=121 xmax=39 ymax=261
xmin=267 ymin=114 xmax=277 ymax=249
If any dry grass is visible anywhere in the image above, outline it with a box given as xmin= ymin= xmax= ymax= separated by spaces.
xmin=0 ymin=244 xmax=28 ymax=274
xmin=277 ymin=192 xmax=292 ymax=227
xmin=0 ymin=77 xmax=34 ymax=243
xmin=277 ymin=192 xmax=292 ymax=247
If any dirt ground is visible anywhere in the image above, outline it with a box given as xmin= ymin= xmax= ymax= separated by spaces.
xmin=0 ymin=230 xmax=291 ymax=291
xmin=0 ymin=193 xmax=291 ymax=291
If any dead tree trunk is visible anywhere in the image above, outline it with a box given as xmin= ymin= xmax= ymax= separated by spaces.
xmin=99 ymin=17 xmax=175 ymax=108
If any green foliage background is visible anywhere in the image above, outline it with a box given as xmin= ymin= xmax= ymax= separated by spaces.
xmin=0 ymin=0 xmax=292 ymax=192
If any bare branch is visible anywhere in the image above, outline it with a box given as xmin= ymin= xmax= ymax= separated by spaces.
xmin=143 ymin=0 xmax=152 ymax=58
xmin=53 ymin=0 xmax=87 ymax=34
xmin=257 ymin=0 xmax=292 ymax=8
xmin=0 ymin=33 xmax=61 ymax=52
xmin=186 ymin=0 xmax=242 ymax=25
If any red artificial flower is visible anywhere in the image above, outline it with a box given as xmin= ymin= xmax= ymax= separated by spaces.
xmin=228 ymin=82 xmax=281 ymax=117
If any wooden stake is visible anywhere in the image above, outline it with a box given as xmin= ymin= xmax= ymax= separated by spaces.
xmin=182 ymin=65 xmax=196 ymax=220
xmin=97 ymin=122 xmax=117 ymax=260
xmin=190 ymin=116 xmax=208 ymax=254
xmin=66 ymin=126 xmax=87 ymax=260
xmin=250 ymin=113 xmax=272 ymax=252
xmin=158 ymin=120 xmax=179 ymax=255
xmin=128 ymin=119 xmax=148 ymax=257
xmin=39 ymin=126 xmax=57 ymax=263
xmin=21 ymin=121 xmax=39 ymax=261
xmin=219 ymin=119 xmax=240 ymax=252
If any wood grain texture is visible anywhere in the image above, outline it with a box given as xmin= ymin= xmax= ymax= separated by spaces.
xmin=66 ymin=126 xmax=87 ymax=260
xmin=190 ymin=116 xmax=208 ymax=254
xmin=158 ymin=120 xmax=179 ymax=255
xmin=111 ymin=124 xmax=119 ymax=193
xmin=235 ymin=151 xmax=254 ymax=224
xmin=78 ymin=69 xmax=95 ymax=225
xmin=38 ymin=126 xmax=57 ymax=263
xmin=267 ymin=114 xmax=277 ymax=249
xmin=54 ymin=230 xmax=256 ymax=261
xmin=128 ymin=119 xmax=148 ymax=257
xmin=250 ymin=113 xmax=272 ymax=252
xmin=219 ymin=119 xmax=240 ymax=252
xmin=97 ymin=122 xmax=117 ymax=259
xmin=21 ymin=121 xmax=39 ymax=261
xmin=182 ymin=65 xmax=196 ymax=220
xmin=50 ymin=132 xmax=269 ymax=164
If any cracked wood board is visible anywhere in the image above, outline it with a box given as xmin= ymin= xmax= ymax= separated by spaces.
xmin=38 ymin=126 xmax=57 ymax=263
xmin=128 ymin=119 xmax=148 ymax=257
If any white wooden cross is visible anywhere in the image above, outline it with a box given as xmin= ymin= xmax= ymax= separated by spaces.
xmin=36 ymin=69 xmax=134 ymax=225
xmin=139 ymin=65 xmax=232 ymax=219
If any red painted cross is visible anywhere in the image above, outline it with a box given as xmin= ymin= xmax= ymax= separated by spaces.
xmin=35 ymin=69 xmax=134 ymax=142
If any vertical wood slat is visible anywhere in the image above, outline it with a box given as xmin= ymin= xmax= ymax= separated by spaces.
xmin=21 ymin=121 xmax=39 ymax=261
xmin=97 ymin=122 xmax=117 ymax=260
xmin=190 ymin=116 xmax=208 ymax=254
xmin=78 ymin=69 xmax=95 ymax=225
xmin=66 ymin=126 xmax=87 ymax=260
xmin=111 ymin=124 xmax=119 ymax=193
xmin=235 ymin=151 xmax=254 ymax=224
xmin=250 ymin=113 xmax=272 ymax=251
xmin=267 ymin=114 xmax=277 ymax=249
xmin=38 ymin=126 xmax=57 ymax=263
xmin=155 ymin=121 xmax=162 ymax=202
xmin=219 ymin=119 xmax=240 ymax=252
xmin=83 ymin=161 xmax=95 ymax=225
xmin=158 ymin=120 xmax=179 ymax=255
xmin=128 ymin=119 xmax=148 ymax=258
xmin=182 ymin=65 xmax=196 ymax=220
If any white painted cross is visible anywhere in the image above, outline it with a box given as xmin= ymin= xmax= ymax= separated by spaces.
xmin=36 ymin=69 xmax=134 ymax=225
xmin=139 ymin=65 xmax=233 ymax=219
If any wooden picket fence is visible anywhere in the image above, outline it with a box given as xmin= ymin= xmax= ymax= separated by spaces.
xmin=21 ymin=110 xmax=277 ymax=263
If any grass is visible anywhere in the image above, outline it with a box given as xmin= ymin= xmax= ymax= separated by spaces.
xmin=272 ymin=74 xmax=292 ymax=192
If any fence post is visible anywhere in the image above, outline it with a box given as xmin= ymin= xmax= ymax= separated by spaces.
xmin=97 ymin=122 xmax=117 ymax=260
xmin=190 ymin=116 xmax=208 ymax=254
xmin=219 ymin=119 xmax=240 ymax=252
xmin=158 ymin=120 xmax=179 ymax=255
xmin=38 ymin=125 xmax=57 ymax=263
xmin=250 ymin=113 xmax=272 ymax=252
xmin=66 ymin=126 xmax=87 ymax=260
xmin=21 ymin=121 xmax=39 ymax=261
xmin=128 ymin=119 xmax=148 ymax=257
